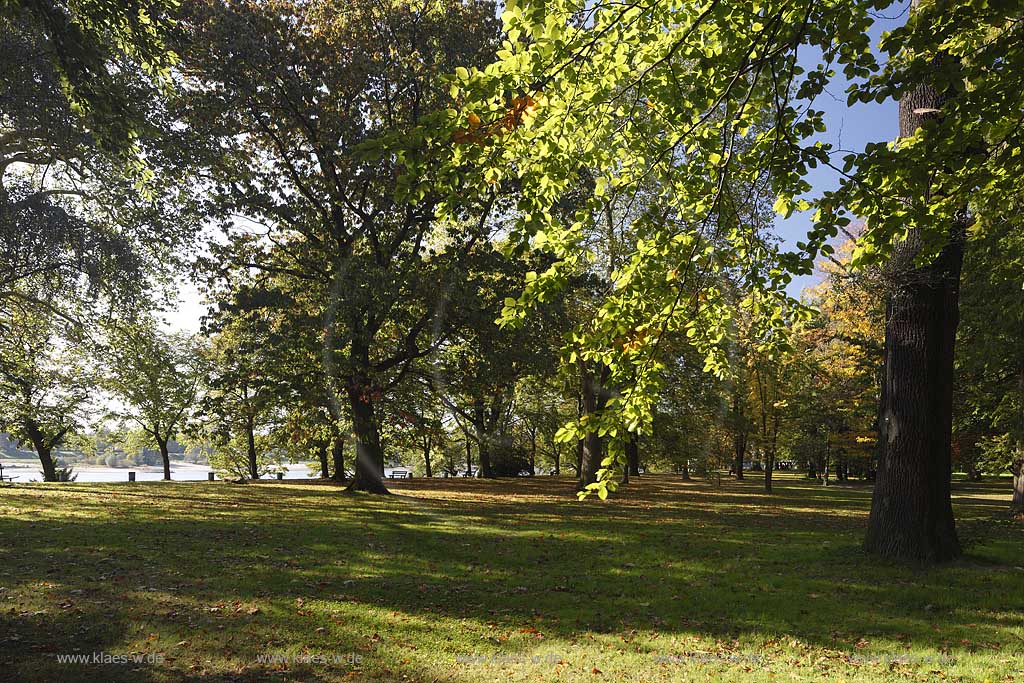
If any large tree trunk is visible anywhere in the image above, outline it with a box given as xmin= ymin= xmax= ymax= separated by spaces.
xmin=552 ymin=443 xmax=560 ymax=475
xmin=578 ymin=362 xmax=609 ymax=490
xmin=331 ymin=434 xmax=347 ymax=482
xmin=864 ymin=73 xmax=963 ymax=562
xmin=472 ymin=400 xmax=495 ymax=478
xmin=246 ymin=415 xmax=258 ymax=480
xmin=156 ymin=435 xmax=171 ymax=481
xmin=626 ymin=433 xmax=640 ymax=477
xmin=26 ymin=422 xmax=56 ymax=482
xmin=316 ymin=442 xmax=330 ymax=479
xmin=344 ymin=376 xmax=389 ymax=494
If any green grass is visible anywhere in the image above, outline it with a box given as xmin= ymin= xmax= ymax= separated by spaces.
xmin=1 ymin=473 xmax=1022 ymax=682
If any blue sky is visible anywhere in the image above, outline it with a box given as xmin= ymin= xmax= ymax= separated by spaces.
xmin=166 ymin=2 xmax=911 ymax=331
xmin=780 ymin=2 xmax=911 ymax=295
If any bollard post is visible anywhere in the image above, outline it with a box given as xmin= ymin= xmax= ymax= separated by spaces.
xmin=208 ymin=472 xmax=215 ymax=481
xmin=128 ymin=471 xmax=136 ymax=482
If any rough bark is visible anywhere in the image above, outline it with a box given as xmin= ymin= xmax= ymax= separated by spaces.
xmin=864 ymin=74 xmax=963 ymax=562
xmin=472 ymin=400 xmax=495 ymax=478
xmin=578 ymin=362 xmax=610 ymax=490
xmin=156 ymin=435 xmax=171 ymax=481
xmin=344 ymin=377 xmax=389 ymax=494
xmin=316 ymin=442 xmax=331 ymax=479
xmin=423 ymin=435 xmax=432 ymax=478
xmin=26 ymin=421 xmax=56 ymax=482
xmin=331 ymin=434 xmax=346 ymax=482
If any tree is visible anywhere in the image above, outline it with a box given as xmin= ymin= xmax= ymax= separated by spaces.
xmin=860 ymin=3 xmax=965 ymax=561
xmin=1 ymin=3 xmax=196 ymax=319
xmin=178 ymin=0 xmax=501 ymax=493
xmin=433 ymin=246 xmax=563 ymax=478
xmin=198 ymin=321 xmax=282 ymax=481
xmin=105 ymin=318 xmax=201 ymax=480
xmin=0 ymin=297 xmax=95 ymax=481
xmin=1 ymin=0 xmax=177 ymax=145
xmin=955 ymin=214 xmax=1024 ymax=512
xmin=797 ymin=238 xmax=884 ymax=483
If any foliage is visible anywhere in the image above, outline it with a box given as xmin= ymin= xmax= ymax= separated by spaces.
xmin=0 ymin=293 xmax=97 ymax=478
xmin=103 ymin=317 xmax=202 ymax=461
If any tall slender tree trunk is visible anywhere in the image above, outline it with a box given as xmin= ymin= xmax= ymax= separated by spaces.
xmin=864 ymin=62 xmax=963 ymax=562
xmin=316 ymin=442 xmax=330 ymax=479
xmin=331 ymin=434 xmax=346 ymax=481
xmin=553 ymin=444 xmax=560 ymax=475
xmin=765 ymin=420 xmax=779 ymax=494
xmin=26 ymin=422 xmax=56 ymax=482
xmin=465 ymin=436 xmax=473 ymax=477
xmin=423 ymin=435 xmax=433 ymax=478
xmin=345 ymin=375 xmax=389 ymax=494
xmin=156 ymin=435 xmax=171 ymax=481
xmin=246 ymin=414 xmax=258 ymax=480
xmin=626 ymin=433 xmax=640 ymax=477
xmin=681 ymin=459 xmax=691 ymax=481
xmin=731 ymin=391 xmax=746 ymax=480
xmin=528 ymin=428 xmax=537 ymax=476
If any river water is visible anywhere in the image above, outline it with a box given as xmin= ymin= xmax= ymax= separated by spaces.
xmin=0 ymin=459 xmax=316 ymax=483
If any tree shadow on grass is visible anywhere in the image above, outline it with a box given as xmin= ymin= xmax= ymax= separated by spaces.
xmin=1 ymin=475 xmax=1022 ymax=682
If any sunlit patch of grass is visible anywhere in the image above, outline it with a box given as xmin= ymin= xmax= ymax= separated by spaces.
xmin=1 ymin=473 xmax=1022 ymax=682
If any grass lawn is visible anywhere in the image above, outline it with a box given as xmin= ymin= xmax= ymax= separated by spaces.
xmin=1 ymin=472 xmax=1022 ymax=682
